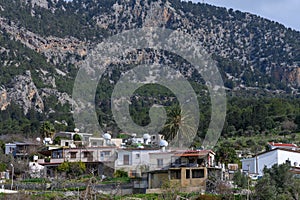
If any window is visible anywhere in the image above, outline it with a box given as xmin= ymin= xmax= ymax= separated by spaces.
xmin=192 ymin=169 xmax=204 ymax=178
xmin=123 ymin=155 xmax=130 ymax=165
xmin=170 ymin=169 xmax=181 ymax=179
xmin=103 ymin=151 xmax=111 ymax=156
xmin=186 ymin=169 xmax=190 ymax=179
xmin=136 ymin=154 xmax=140 ymax=159
xmin=157 ymin=159 xmax=163 ymax=167
xmin=70 ymin=152 xmax=77 ymax=158
xmin=9 ymin=147 xmax=15 ymax=153
xmin=83 ymin=151 xmax=92 ymax=158
xmin=92 ymin=142 xmax=97 ymax=146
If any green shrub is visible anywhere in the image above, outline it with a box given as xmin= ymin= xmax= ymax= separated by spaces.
xmin=113 ymin=169 xmax=128 ymax=178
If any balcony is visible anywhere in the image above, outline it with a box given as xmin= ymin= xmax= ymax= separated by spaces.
xmin=38 ymin=158 xmax=65 ymax=165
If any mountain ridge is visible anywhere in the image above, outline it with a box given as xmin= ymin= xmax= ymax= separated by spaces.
xmin=0 ymin=0 xmax=300 ymax=135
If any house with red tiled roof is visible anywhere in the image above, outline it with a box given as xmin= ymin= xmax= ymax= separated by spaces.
xmin=268 ymin=142 xmax=299 ymax=151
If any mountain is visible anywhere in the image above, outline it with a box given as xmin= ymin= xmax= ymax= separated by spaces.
xmin=0 ymin=0 xmax=300 ymax=136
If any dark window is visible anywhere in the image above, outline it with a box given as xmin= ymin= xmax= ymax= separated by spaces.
xmin=192 ymin=169 xmax=204 ymax=178
xmin=124 ymin=155 xmax=130 ymax=165
xmin=186 ymin=169 xmax=190 ymax=179
xmin=83 ymin=152 xmax=92 ymax=158
xmin=170 ymin=169 xmax=181 ymax=179
xmin=70 ymin=152 xmax=76 ymax=158
xmin=157 ymin=159 xmax=163 ymax=167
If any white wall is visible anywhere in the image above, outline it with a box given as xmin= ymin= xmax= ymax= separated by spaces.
xmin=149 ymin=152 xmax=173 ymax=171
xmin=278 ymin=150 xmax=300 ymax=167
xmin=241 ymin=157 xmax=256 ymax=174
xmin=115 ymin=149 xmax=162 ymax=174
xmin=256 ymin=150 xmax=278 ymax=175
xmin=5 ymin=143 xmax=16 ymax=155
xmin=116 ymin=149 xmax=161 ymax=166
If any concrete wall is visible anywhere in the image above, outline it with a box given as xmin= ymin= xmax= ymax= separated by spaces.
xmin=170 ymin=167 xmax=207 ymax=189
xmin=149 ymin=172 xmax=169 ymax=189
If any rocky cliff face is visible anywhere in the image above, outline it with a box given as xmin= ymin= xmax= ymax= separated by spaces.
xmin=0 ymin=0 xmax=300 ymax=116
xmin=0 ymin=70 xmax=43 ymax=114
xmin=9 ymin=70 xmax=44 ymax=114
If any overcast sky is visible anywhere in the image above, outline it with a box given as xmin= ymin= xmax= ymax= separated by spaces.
xmin=195 ymin=0 xmax=300 ymax=31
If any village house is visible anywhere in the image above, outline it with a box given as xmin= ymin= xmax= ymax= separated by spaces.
xmin=114 ymin=134 xmax=169 ymax=177
xmin=114 ymin=148 xmax=163 ymax=178
xmin=5 ymin=142 xmax=39 ymax=158
xmin=36 ymin=131 xmax=122 ymax=177
xmin=147 ymin=149 xmax=218 ymax=193
xmin=241 ymin=148 xmax=300 ymax=176
xmin=37 ymin=145 xmax=118 ymax=177
xmin=267 ymin=142 xmax=299 ymax=151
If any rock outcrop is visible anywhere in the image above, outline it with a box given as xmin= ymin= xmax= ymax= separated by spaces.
xmin=7 ymin=70 xmax=44 ymax=114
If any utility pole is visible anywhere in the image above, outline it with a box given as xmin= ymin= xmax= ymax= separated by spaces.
xmin=247 ymin=164 xmax=250 ymax=200
xmin=255 ymin=148 xmax=258 ymax=174
xmin=10 ymin=163 xmax=14 ymax=190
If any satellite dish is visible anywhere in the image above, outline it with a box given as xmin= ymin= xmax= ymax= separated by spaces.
xmin=103 ymin=133 xmax=111 ymax=140
xmin=143 ymin=134 xmax=151 ymax=140
xmin=159 ymin=140 xmax=168 ymax=147
xmin=131 ymin=133 xmax=137 ymax=138
xmin=74 ymin=128 xmax=79 ymax=133
xmin=36 ymin=137 xmax=41 ymax=142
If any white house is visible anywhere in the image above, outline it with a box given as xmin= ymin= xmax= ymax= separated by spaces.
xmin=115 ymin=148 xmax=163 ymax=177
xmin=241 ymin=148 xmax=300 ymax=176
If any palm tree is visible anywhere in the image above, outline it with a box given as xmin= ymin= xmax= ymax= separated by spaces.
xmin=162 ymin=104 xmax=197 ymax=148
xmin=40 ymin=121 xmax=55 ymax=139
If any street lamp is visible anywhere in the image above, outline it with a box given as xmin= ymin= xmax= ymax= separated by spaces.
xmin=10 ymin=163 xmax=14 ymax=190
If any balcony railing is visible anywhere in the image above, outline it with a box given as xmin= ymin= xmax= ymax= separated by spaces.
xmin=38 ymin=155 xmax=115 ymax=165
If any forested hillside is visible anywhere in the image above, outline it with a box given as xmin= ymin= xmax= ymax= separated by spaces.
xmin=0 ymin=0 xmax=300 ymax=143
